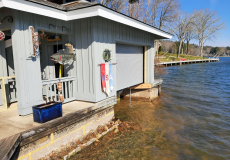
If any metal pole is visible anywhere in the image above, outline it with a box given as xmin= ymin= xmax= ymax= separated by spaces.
xmin=129 ymin=89 xmax=132 ymax=108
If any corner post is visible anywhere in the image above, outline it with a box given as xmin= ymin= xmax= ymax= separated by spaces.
xmin=11 ymin=11 xmax=43 ymax=115
xmin=144 ymin=46 xmax=147 ymax=83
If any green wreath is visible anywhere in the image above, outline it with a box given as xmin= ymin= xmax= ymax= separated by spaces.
xmin=103 ymin=49 xmax=111 ymax=62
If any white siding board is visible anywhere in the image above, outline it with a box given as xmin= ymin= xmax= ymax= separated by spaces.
xmin=87 ymin=18 xmax=93 ymax=94
xmin=0 ymin=41 xmax=8 ymax=105
xmin=81 ymin=18 xmax=89 ymax=93
xmin=75 ymin=20 xmax=83 ymax=93
xmin=90 ymin=18 xmax=95 ymax=94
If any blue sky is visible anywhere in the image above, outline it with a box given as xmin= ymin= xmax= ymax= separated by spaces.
xmin=180 ymin=0 xmax=229 ymax=47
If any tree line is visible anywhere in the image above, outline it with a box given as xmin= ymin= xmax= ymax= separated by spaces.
xmin=97 ymin=0 xmax=225 ymax=58
xmin=161 ymin=40 xmax=230 ymax=56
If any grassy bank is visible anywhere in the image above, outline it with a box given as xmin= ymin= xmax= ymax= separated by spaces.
xmin=157 ymin=52 xmax=208 ymax=62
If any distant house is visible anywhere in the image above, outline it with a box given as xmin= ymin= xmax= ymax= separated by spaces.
xmin=0 ymin=0 xmax=172 ymax=115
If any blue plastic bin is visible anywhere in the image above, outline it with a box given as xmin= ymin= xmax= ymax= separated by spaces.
xmin=33 ymin=102 xmax=62 ymax=123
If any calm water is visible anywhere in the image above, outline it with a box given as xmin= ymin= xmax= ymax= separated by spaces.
xmin=72 ymin=57 xmax=230 ymax=160
xmin=156 ymin=57 xmax=230 ymax=159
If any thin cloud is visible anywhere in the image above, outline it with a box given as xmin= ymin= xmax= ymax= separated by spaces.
xmin=210 ymin=0 xmax=217 ymax=5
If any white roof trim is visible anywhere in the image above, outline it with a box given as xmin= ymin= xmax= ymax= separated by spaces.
xmin=0 ymin=1 xmax=4 ymax=8
xmin=1 ymin=0 xmax=67 ymax=20
xmin=1 ymin=0 xmax=172 ymax=39
xmin=98 ymin=6 xmax=172 ymax=39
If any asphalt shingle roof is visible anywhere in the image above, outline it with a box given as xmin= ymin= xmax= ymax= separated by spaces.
xmin=26 ymin=0 xmax=97 ymax=11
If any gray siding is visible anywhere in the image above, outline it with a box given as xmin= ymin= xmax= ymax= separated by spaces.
xmin=0 ymin=9 xmax=157 ymax=114
xmin=92 ymin=17 xmax=156 ymax=102
xmin=5 ymin=9 xmax=76 ymax=115
xmin=0 ymin=8 xmax=15 ymax=106
xmin=0 ymin=41 xmax=8 ymax=106
xmin=74 ymin=18 xmax=96 ymax=102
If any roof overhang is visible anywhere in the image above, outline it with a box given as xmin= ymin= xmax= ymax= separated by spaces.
xmin=0 ymin=0 xmax=173 ymax=39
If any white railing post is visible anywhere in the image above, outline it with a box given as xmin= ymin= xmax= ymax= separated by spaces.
xmin=41 ymin=77 xmax=75 ymax=104
xmin=0 ymin=76 xmax=15 ymax=110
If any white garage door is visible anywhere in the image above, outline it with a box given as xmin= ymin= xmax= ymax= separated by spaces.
xmin=116 ymin=43 xmax=143 ymax=91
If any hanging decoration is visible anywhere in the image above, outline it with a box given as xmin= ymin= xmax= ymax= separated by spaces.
xmin=65 ymin=43 xmax=74 ymax=53
xmin=0 ymin=16 xmax=13 ymax=24
xmin=57 ymin=83 xmax=62 ymax=92
xmin=0 ymin=31 xmax=5 ymax=41
xmin=59 ymin=94 xmax=64 ymax=102
xmin=109 ymin=63 xmax=114 ymax=92
xmin=46 ymin=35 xmax=61 ymax=42
xmin=101 ymin=63 xmax=114 ymax=95
xmin=50 ymin=50 xmax=76 ymax=64
xmin=50 ymin=43 xmax=76 ymax=65
xmin=29 ymin=26 xmax=46 ymax=57
xmin=103 ymin=49 xmax=111 ymax=62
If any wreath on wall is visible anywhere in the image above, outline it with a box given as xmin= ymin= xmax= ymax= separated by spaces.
xmin=103 ymin=49 xmax=111 ymax=62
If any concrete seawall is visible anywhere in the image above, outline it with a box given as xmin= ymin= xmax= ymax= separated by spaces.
xmin=9 ymin=98 xmax=117 ymax=160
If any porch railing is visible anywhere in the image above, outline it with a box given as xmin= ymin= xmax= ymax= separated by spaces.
xmin=0 ymin=76 xmax=16 ymax=110
xmin=41 ymin=77 xmax=75 ymax=104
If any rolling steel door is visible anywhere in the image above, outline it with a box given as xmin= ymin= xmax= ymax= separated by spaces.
xmin=116 ymin=43 xmax=143 ymax=91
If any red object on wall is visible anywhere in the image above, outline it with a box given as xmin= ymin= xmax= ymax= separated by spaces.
xmin=0 ymin=31 xmax=5 ymax=41
xmin=101 ymin=63 xmax=106 ymax=92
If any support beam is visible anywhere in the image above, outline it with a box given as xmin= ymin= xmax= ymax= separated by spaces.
xmin=0 ymin=40 xmax=10 ymax=107
xmin=158 ymin=85 xmax=161 ymax=96
xmin=1 ymin=79 xmax=7 ymax=110
xmin=144 ymin=46 xmax=147 ymax=84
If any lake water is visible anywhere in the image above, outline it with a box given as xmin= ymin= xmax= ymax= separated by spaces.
xmin=155 ymin=57 xmax=230 ymax=159
xmin=71 ymin=57 xmax=230 ymax=160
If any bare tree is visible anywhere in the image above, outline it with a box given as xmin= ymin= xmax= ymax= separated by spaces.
xmin=143 ymin=0 xmax=151 ymax=23
xmin=128 ymin=0 xmax=142 ymax=19
xmin=98 ymin=0 xmax=180 ymax=31
xmin=171 ymin=42 xmax=177 ymax=54
xmin=145 ymin=0 xmax=180 ymax=30
xmin=98 ymin=0 xmax=126 ymax=13
xmin=168 ymin=12 xmax=195 ymax=58
xmin=161 ymin=40 xmax=173 ymax=52
xmin=143 ymin=0 xmax=179 ymax=58
xmin=194 ymin=9 xmax=225 ymax=57
xmin=184 ymin=26 xmax=195 ymax=55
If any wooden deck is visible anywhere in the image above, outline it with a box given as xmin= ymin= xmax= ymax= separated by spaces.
xmin=0 ymin=98 xmax=117 ymax=159
xmin=0 ymin=134 xmax=21 ymax=160
xmin=158 ymin=58 xmax=219 ymax=67
xmin=0 ymin=101 xmax=94 ymax=141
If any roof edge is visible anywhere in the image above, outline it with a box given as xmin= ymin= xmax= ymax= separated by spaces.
xmin=98 ymin=5 xmax=173 ymax=38
xmin=67 ymin=3 xmax=172 ymax=37
xmin=2 ymin=0 xmax=67 ymax=20
xmin=97 ymin=4 xmax=173 ymax=37
xmin=1 ymin=0 xmax=172 ymax=39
